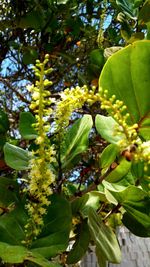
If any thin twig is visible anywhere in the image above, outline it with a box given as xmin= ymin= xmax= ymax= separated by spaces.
xmin=0 ymin=77 xmax=30 ymax=104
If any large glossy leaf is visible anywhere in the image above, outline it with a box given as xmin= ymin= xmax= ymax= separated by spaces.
xmin=138 ymin=117 xmax=150 ymax=140
xmin=138 ymin=0 xmax=150 ymax=24
xmin=71 ymin=191 xmax=103 ymax=218
xmin=80 ymin=192 xmax=102 ymax=218
xmin=95 ymin=246 xmax=107 ymax=267
xmin=0 ymin=242 xmax=61 ymax=267
xmin=95 ymin=115 xmax=125 ymax=144
xmin=0 ymin=205 xmax=27 ymax=245
xmin=0 ymin=179 xmax=27 ymax=246
xmin=103 ymin=181 xmax=126 ymax=205
xmin=116 ymin=0 xmax=139 ymax=19
xmin=19 ymin=112 xmax=37 ymax=140
xmin=66 ymin=220 xmax=90 ymax=264
xmin=0 ymin=242 xmax=28 ymax=264
xmin=31 ymin=194 xmax=72 ymax=258
xmin=4 ymin=143 xmax=30 ymax=170
xmin=27 ymin=252 xmax=62 ymax=267
xmin=108 ymin=186 xmax=150 ymax=229
xmin=99 ymin=40 xmax=150 ymax=140
xmin=99 ymin=144 xmax=119 ymax=169
xmin=131 ymin=161 xmax=144 ymax=179
xmin=0 ymin=177 xmax=20 ymax=210
xmin=0 ymin=194 xmax=71 ymax=259
xmin=88 ymin=208 xmax=121 ymax=264
xmin=122 ymin=212 xmax=150 ymax=237
xmin=105 ymin=158 xmax=131 ymax=183
xmin=61 ymin=115 xmax=93 ymax=169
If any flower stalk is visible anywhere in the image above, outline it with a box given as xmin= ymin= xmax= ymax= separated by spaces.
xmin=24 ymin=55 xmax=55 ymax=245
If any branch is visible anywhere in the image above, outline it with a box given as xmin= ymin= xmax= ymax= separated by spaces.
xmin=71 ymin=166 xmax=113 ymax=201
xmin=0 ymin=77 xmax=30 ymax=104
xmin=82 ymin=166 xmax=112 ymax=194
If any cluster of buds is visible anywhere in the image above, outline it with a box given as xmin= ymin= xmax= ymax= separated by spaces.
xmin=55 ymin=85 xmax=150 ymax=172
xmin=134 ymin=141 xmax=150 ymax=171
xmin=55 ymin=85 xmax=90 ymax=135
xmin=97 ymin=88 xmax=139 ymax=148
xmin=24 ymin=55 xmax=56 ymax=244
xmin=96 ymin=88 xmax=150 ymax=170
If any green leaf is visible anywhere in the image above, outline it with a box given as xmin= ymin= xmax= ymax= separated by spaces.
xmin=131 ymin=161 xmax=144 ymax=179
xmin=103 ymin=180 xmax=127 ymax=192
xmin=89 ymin=49 xmax=105 ymax=69
xmin=99 ymin=41 xmax=150 ymax=140
xmin=99 ymin=144 xmax=119 ymax=169
xmin=0 ymin=109 xmax=9 ymax=133
xmin=0 ymin=242 xmax=28 ymax=263
xmin=128 ymin=32 xmax=145 ymax=44
xmin=0 ymin=133 xmax=7 ymax=149
xmin=88 ymin=208 xmax=121 ymax=263
xmin=108 ymin=186 xmax=150 ymax=229
xmin=0 ymin=242 xmax=61 ymax=266
xmin=80 ymin=192 xmax=102 ymax=218
xmin=102 ymin=180 xmax=126 ymax=205
xmin=19 ymin=112 xmax=37 ymax=140
xmin=0 ymin=177 xmax=19 ymax=207
xmin=96 ymin=246 xmax=107 ymax=267
xmin=0 ymin=194 xmax=72 ymax=260
xmin=122 ymin=212 xmax=150 ymax=237
xmin=105 ymin=158 xmax=131 ymax=183
xmin=4 ymin=143 xmax=30 ymax=170
xmin=71 ymin=195 xmax=89 ymax=216
xmin=57 ymin=0 xmax=69 ymax=4
xmin=0 ymin=205 xmax=27 ymax=245
xmin=138 ymin=117 xmax=150 ymax=140
xmin=27 ymin=252 xmax=62 ymax=267
xmin=104 ymin=189 xmax=118 ymax=205
xmin=138 ymin=0 xmax=150 ymax=24
xmin=31 ymin=194 xmax=72 ymax=258
xmin=71 ymin=191 xmax=103 ymax=218
xmin=61 ymin=115 xmax=93 ymax=169
xmin=22 ymin=48 xmax=38 ymax=65
xmin=19 ymin=10 xmax=45 ymax=30
xmin=95 ymin=115 xmax=125 ymax=144
xmin=67 ymin=220 xmax=90 ymax=264
xmin=139 ymin=175 xmax=150 ymax=192
xmin=116 ymin=0 xmax=138 ymax=19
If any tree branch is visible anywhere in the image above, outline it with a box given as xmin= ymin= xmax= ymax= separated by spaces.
xmin=0 ymin=77 xmax=30 ymax=104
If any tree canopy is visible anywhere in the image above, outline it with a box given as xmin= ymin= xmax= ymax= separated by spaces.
xmin=0 ymin=1 xmax=150 ymax=267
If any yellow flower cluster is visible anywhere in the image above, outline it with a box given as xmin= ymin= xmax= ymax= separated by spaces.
xmin=55 ymin=85 xmax=150 ymax=169
xmin=24 ymin=55 xmax=56 ymax=244
xmin=98 ymin=88 xmax=139 ymax=148
xmin=134 ymin=141 xmax=150 ymax=171
xmin=55 ymin=85 xmax=139 ymax=148
xmin=55 ymin=85 xmax=90 ymax=135
xmin=94 ymin=88 xmax=150 ymax=169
